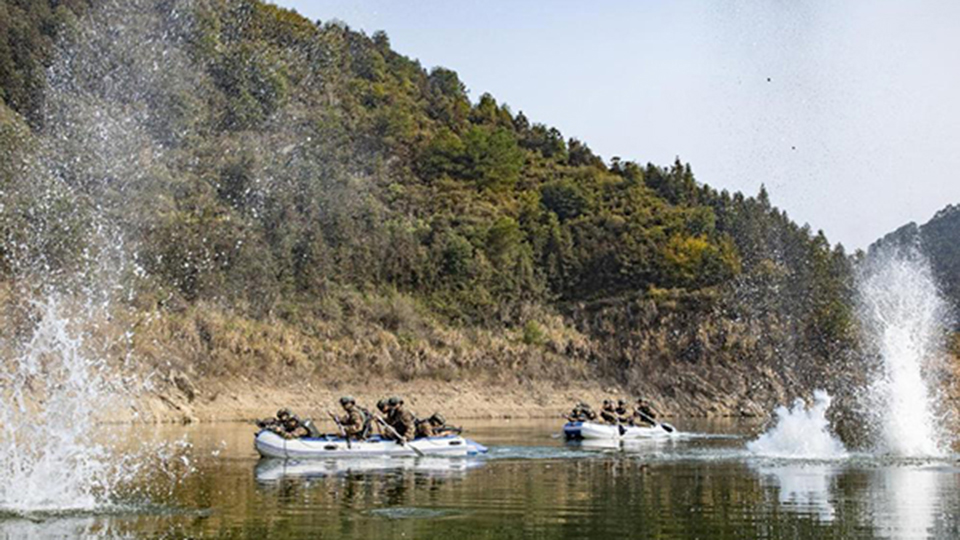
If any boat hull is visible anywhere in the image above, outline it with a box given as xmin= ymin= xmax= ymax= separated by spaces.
xmin=564 ymin=421 xmax=671 ymax=440
xmin=254 ymin=430 xmax=486 ymax=459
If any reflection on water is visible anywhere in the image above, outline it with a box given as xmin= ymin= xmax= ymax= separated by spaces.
xmin=754 ymin=463 xmax=841 ymax=522
xmin=867 ymin=465 xmax=948 ymax=540
xmin=0 ymin=420 xmax=958 ymax=539
xmin=752 ymin=460 xmax=960 ymax=539
xmin=254 ymin=456 xmax=485 ymax=483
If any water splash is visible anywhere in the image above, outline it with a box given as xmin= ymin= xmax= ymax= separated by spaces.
xmin=747 ymin=390 xmax=848 ymax=459
xmin=0 ymin=0 xmax=198 ymax=514
xmin=858 ymin=249 xmax=950 ymax=456
xmin=0 ymin=297 xmax=123 ymax=512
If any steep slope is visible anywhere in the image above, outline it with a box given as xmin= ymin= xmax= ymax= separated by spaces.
xmin=0 ymin=0 xmax=858 ymax=419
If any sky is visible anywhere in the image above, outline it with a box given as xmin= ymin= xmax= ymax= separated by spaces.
xmin=273 ymin=0 xmax=960 ymax=250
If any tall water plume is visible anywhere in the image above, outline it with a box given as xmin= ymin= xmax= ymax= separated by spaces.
xmin=0 ymin=0 xmax=197 ymax=512
xmin=857 ymin=247 xmax=952 ymax=456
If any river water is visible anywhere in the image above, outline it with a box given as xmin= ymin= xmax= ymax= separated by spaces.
xmin=1 ymin=419 xmax=957 ymax=539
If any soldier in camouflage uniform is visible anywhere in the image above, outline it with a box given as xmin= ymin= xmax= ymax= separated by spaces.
xmin=257 ymin=408 xmax=293 ymax=434
xmin=615 ymin=399 xmax=631 ymax=424
xmin=371 ymin=399 xmax=390 ymax=437
xmin=633 ymin=398 xmax=658 ymax=426
xmin=599 ymin=399 xmax=618 ymax=424
xmin=337 ymin=396 xmax=366 ymax=440
xmin=564 ymin=402 xmax=597 ymax=422
xmin=281 ymin=416 xmax=310 ymax=439
xmin=386 ymin=396 xmax=416 ymax=442
xmin=415 ymin=413 xmax=450 ymax=439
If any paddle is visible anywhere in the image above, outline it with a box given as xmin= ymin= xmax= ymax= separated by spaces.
xmin=636 ymin=410 xmax=675 ymax=433
xmin=615 ymin=416 xmax=627 ymax=437
xmin=327 ymin=411 xmax=352 ymax=449
xmin=374 ymin=414 xmax=425 ymax=457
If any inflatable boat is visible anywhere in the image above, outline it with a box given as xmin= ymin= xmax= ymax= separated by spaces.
xmin=254 ymin=430 xmax=488 ymax=459
xmin=563 ymin=421 xmax=676 ymax=440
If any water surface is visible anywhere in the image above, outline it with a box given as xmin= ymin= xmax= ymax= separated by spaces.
xmin=2 ymin=420 xmax=959 ymax=539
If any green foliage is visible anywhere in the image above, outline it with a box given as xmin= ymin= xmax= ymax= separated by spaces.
xmin=0 ymin=0 xmax=856 ymax=360
xmin=522 ymin=320 xmax=546 ymax=345
xmin=540 ymin=180 xmax=590 ymax=221
xmin=420 ymin=125 xmax=524 ymax=190
xmin=0 ymin=0 xmax=89 ymax=125
xmin=210 ymin=42 xmax=289 ymax=129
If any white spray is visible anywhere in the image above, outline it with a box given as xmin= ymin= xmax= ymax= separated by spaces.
xmin=747 ymin=390 xmax=847 ymax=459
xmin=0 ymin=0 xmax=197 ymax=513
xmin=0 ymin=297 xmax=126 ymax=512
xmin=858 ymin=248 xmax=949 ymax=456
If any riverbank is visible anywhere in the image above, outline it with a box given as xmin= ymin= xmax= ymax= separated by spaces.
xmin=129 ymin=378 xmax=640 ymax=424
xmin=125 ymin=372 xmax=783 ymax=425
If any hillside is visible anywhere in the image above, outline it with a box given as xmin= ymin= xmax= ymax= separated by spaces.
xmin=0 ymin=0 xmax=859 ymax=420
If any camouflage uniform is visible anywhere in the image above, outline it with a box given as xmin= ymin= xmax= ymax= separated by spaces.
xmin=633 ymin=401 xmax=657 ymax=426
xmin=415 ymin=420 xmax=436 ymax=439
xmin=583 ymin=406 xmax=598 ymax=421
xmin=257 ymin=408 xmax=294 ymax=435
xmin=615 ymin=400 xmax=631 ymax=424
xmin=599 ymin=401 xmax=618 ymax=424
xmin=373 ymin=400 xmax=390 ymax=436
xmin=565 ymin=402 xmax=597 ymax=422
xmin=282 ymin=418 xmax=310 ymax=439
xmin=388 ymin=404 xmax=417 ymax=441
xmin=416 ymin=413 xmax=450 ymax=439
xmin=339 ymin=407 xmax=366 ymax=440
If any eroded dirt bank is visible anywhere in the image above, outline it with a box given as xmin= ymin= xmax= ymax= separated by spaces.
xmin=129 ymin=379 xmax=641 ymax=424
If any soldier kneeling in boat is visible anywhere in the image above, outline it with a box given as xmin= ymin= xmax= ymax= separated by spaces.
xmin=336 ymin=396 xmax=366 ymax=440
xmin=599 ymin=399 xmax=618 ymax=424
xmin=632 ymin=398 xmax=658 ymax=426
xmin=615 ymin=399 xmax=631 ymax=423
xmin=564 ymin=402 xmax=597 ymax=422
xmin=415 ymin=413 xmax=453 ymax=438
xmin=385 ymin=396 xmax=417 ymax=443
xmin=281 ymin=416 xmax=311 ymax=439
xmin=257 ymin=408 xmax=293 ymax=434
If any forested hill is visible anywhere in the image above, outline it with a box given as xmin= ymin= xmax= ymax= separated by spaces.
xmin=0 ymin=0 xmax=856 ymax=416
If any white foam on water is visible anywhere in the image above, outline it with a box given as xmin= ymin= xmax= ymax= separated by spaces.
xmin=858 ymin=249 xmax=950 ymax=456
xmin=747 ymin=390 xmax=848 ymax=459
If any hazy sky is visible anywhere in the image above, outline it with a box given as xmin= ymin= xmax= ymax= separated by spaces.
xmin=274 ymin=0 xmax=960 ymax=250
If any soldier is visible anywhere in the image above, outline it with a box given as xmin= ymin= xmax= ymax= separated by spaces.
xmin=633 ymin=398 xmax=658 ymax=426
xmin=564 ymin=402 xmax=597 ymax=422
xmin=281 ymin=416 xmax=310 ymax=439
xmin=415 ymin=413 xmax=449 ymax=438
xmin=615 ymin=399 xmax=631 ymax=423
xmin=256 ymin=408 xmax=293 ymax=434
xmin=386 ymin=396 xmax=416 ymax=442
xmin=372 ymin=399 xmax=391 ymax=437
xmin=337 ymin=396 xmax=366 ymax=440
xmin=581 ymin=403 xmax=598 ymax=421
xmin=599 ymin=399 xmax=618 ymax=424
